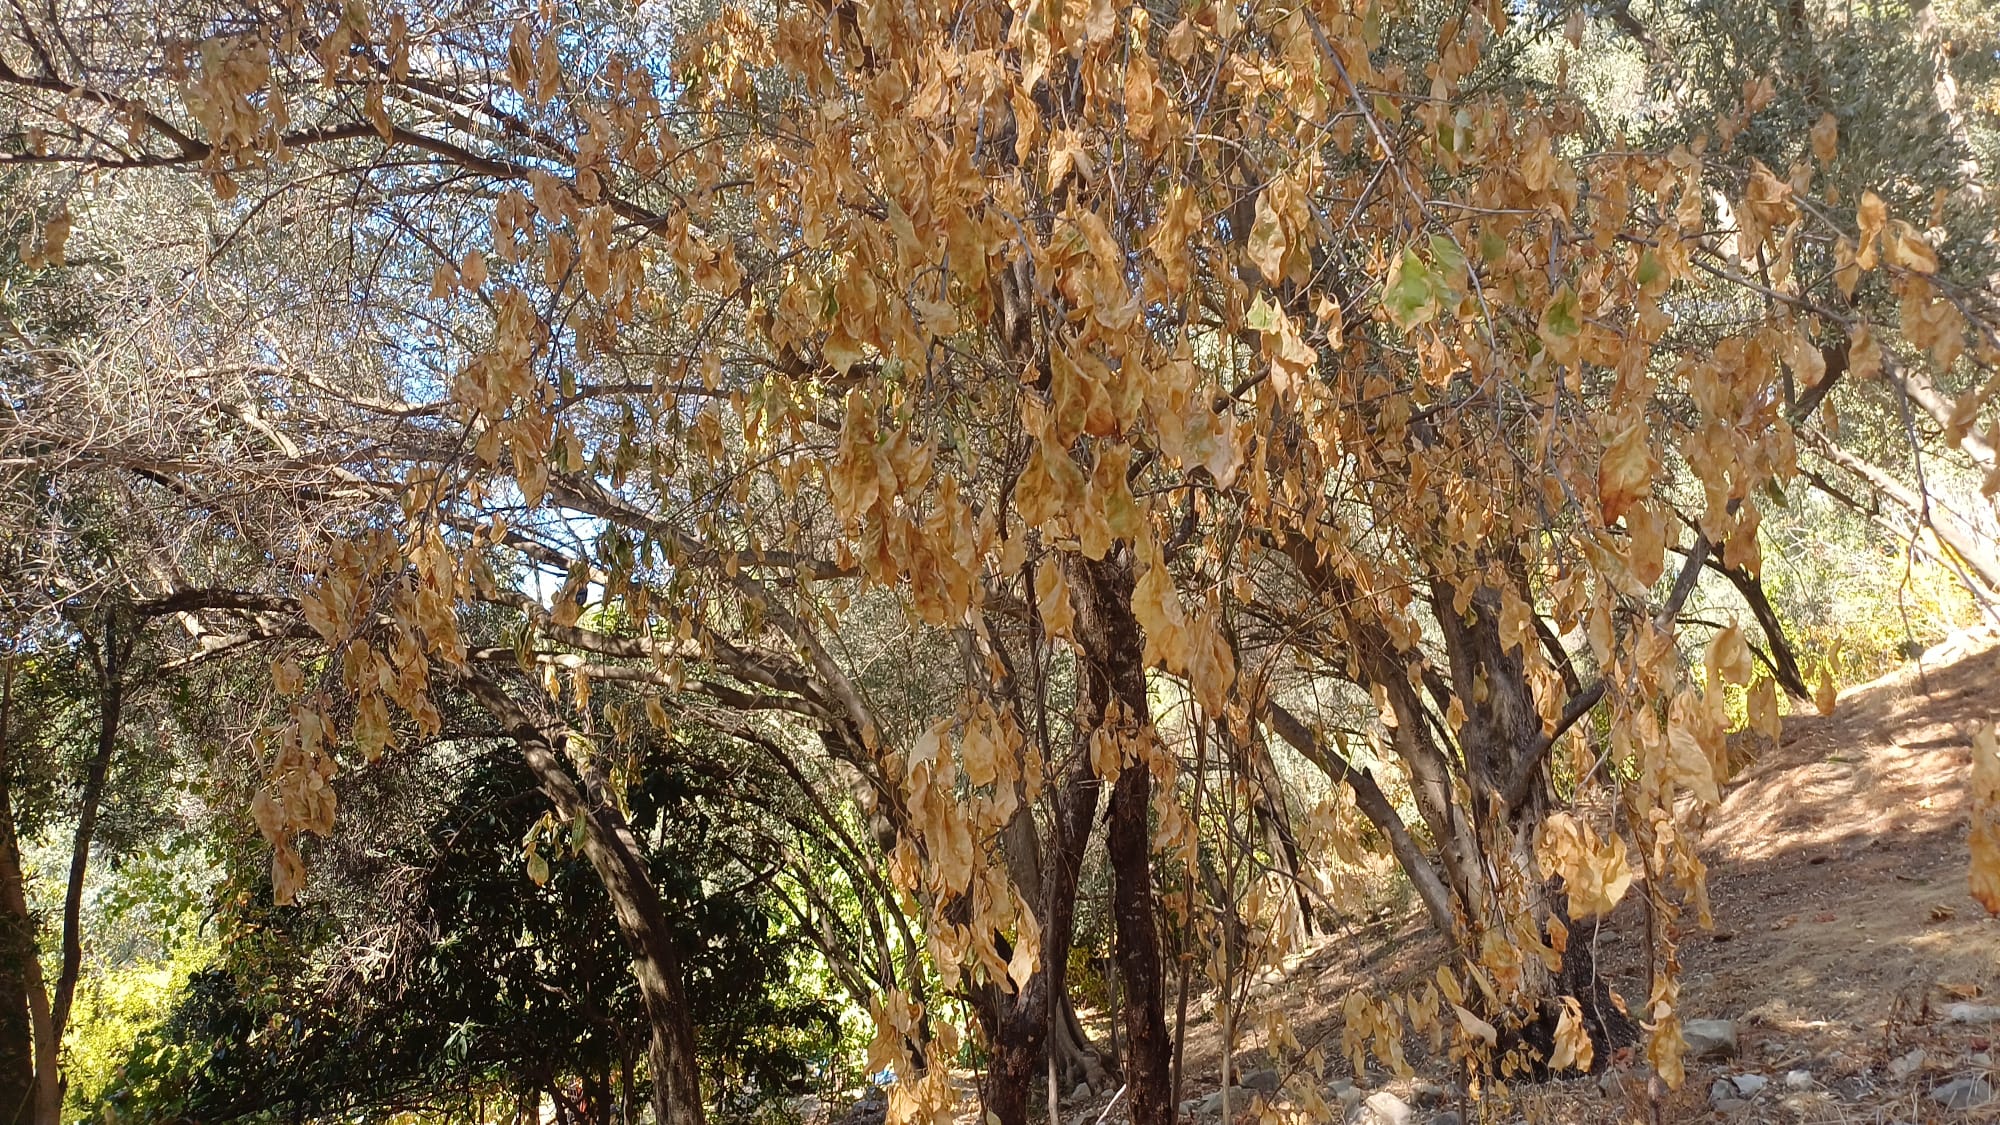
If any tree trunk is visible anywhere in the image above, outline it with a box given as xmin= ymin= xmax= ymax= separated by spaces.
xmin=979 ymin=1017 xmax=1035 ymax=1125
xmin=1699 ymin=554 xmax=1815 ymax=698
xmin=0 ymin=816 xmax=51 ymax=1125
xmin=1242 ymin=731 xmax=1314 ymax=935
xmin=1050 ymin=991 xmax=1113 ymax=1090
xmin=975 ymin=749 xmax=1104 ymax=1125
xmin=1074 ymin=551 xmax=1172 ymax=1125
xmin=0 ymin=629 xmax=111 ymax=1125
xmin=1499 ymin=905 xmax=1641 ymax=1077
xmin=556 ymin=754 xmax=703 ymax=1125
xmin=1882 ymin=355 xmax=1999 ymax=473
xmin=51 ymin=617 xmax=130 ymax=1059
xmin=1551 ymin=914 xmax=1641 ymax=1065
xmin=0 ymin=902 xmax=28 ymax=1125
xmin=1106 ymin=756 xmax=1171 ymax=1125
xmin=0 ymin=659 xmax=43 ymax=1125
xmin=461 ymin=672 xmax=706 ymax=1125
xmin=584 ymin=1065 xmax=611 ymax=1125
xmin=1446 ymin=576 xmax=1645 ymax=1073
xmin=620 ymin=1041 xmax=637 ymax=1125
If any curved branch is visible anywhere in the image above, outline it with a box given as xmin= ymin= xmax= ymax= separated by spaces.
xmin=1263 ymin=700 xmax=1459 ymax=940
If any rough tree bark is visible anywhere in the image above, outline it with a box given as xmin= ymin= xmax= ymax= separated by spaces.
xmin=1435 ymin=575 xmax=1643 ymax=1069
xmin=968 ymin=596 xmax=1113 ymax=1125
xmin=1073 ymin=549 xmax=1172 ymax=1125
xmin=972 ymin=740 xmax=1112 ymax=1120
xmin=1267 ymin=519 xmax=1661 ymax=1070
xmin=0 ymin=896 xmax=28 ymax=1125
xmin=974 ymin=748 xmax=1103 ymax=1125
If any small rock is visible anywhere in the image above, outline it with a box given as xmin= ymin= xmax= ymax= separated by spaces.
xmin=1430 ymin=1113 xmax=1461 ymax=1125
xmin=1712 ymin=1098 xmax=1750 ymax=1115
xmin=1361 ymin=1091 xmax=1413 ymax=1125
xmin=1709 ymin=1079 xmax=1737 ymax=1106
xmin=1682 ymin=1019 xmax=1739 ymax=1060
xmin=1784 ymin=1070 xmax=1812 ymax=1091
xmin=1333 ymin=1082 xmax=1362 ymax=1109
xmin=1976 ymin=1053 xmax=1993 ymax=1068
xmin=1190 ymin=1087 xmax=1262 ymax=1116
xmin=1946 ymin=1003 xmax=2000 ymax=1024
xmin=1932 ymin=1077 xmax=1995 ymax=1110
xmin=1070 ymin=1083 xmax=1092 ymax=1102
xmin=1731 ymin=1074 xmax=1768 ymax=1098
xmin=1241 ymin=1069 xmax=1282 ymax=1094
xmin=1889 ymin=1048 xmax=1927 ymax=1080
xmin=834 ymin=1093 xmax=887 ymax=1125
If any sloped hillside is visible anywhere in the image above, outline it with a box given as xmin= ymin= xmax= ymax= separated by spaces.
xmin=1072 ymin=628 xmax=2000 ymax=1125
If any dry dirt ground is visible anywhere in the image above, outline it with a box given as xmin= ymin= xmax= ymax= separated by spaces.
xmin=1050 ymin=627 xmax=2000 ymax=1125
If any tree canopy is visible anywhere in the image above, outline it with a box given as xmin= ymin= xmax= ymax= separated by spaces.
xmin=0 ymin=0 xmax=1996 ymax=1121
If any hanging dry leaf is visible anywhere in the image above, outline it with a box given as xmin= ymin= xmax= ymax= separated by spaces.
xmin=1598 ymin=422 xmax=1653 ymax=524
xmin=1856 ymin=191 xmax=1887 ymax=269
xmin=1810 ymin=113 xmax=1838 ymax=166
xmin=1036 ymin=556 xmax=1075 ymax=641
xmin=1747 ymin=676 xmax=1780 ymax=741
xmin=1626 ymin=501 xmax=1669 ymax=588
xmin=1550 ymin=996 xmax=1595 ymax=1072
xmin=1452 ymin=1002 xmax=1498 ymax=1047
xmin=1648 ymin=1009 xmax=1686 ymax=1090
xmin=1247 ymin=188 xmax=1289 ymax=285
xmin=1705 ymin=621 xmax=1752 ymax=687
xmin=1665 ymin=689 xmax=1724 ymax=806
xmin=1814 ymin=662 xmax=1838 ymax=716
xmin=961 ymin=713 xmax=999 ymax=788
xmin=1886 ymin=221 xmax=1939 ymax=274
xmin=1536 ymin=812 xmax=1635 ymax=917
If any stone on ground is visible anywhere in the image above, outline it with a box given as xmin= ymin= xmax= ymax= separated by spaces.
xmin=1682 ymin=1019 xmax=1739 ymax=1060
xmin=1888 ymin=1048 xmax=1927 ymax=1080
xmin=1932 ymin=1077 xmax=1994 ymax=1110
xmin=1240 ymin=1069 xmax=1281 ymax=1093
xmin=1360 ymin=1090 xmax=1412 ymax=1125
